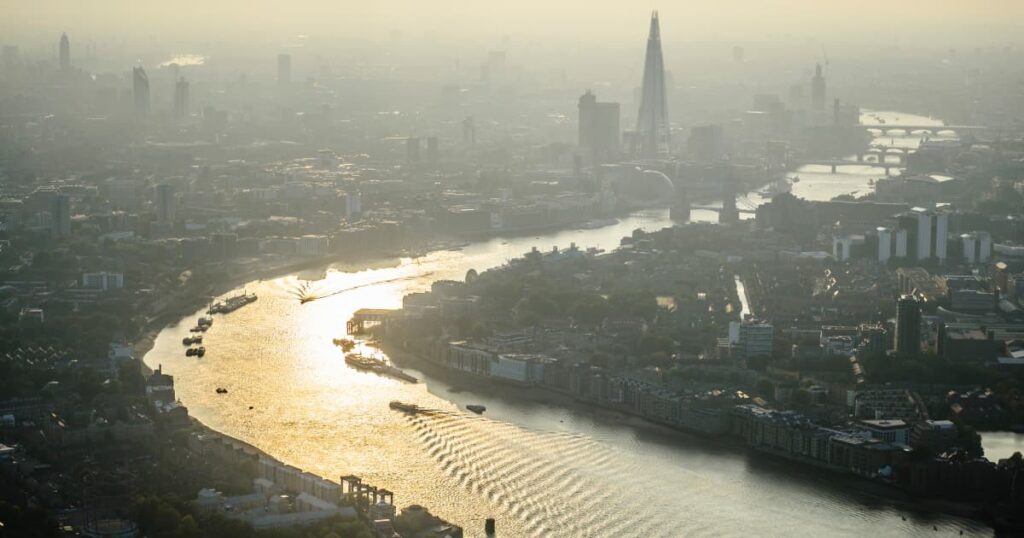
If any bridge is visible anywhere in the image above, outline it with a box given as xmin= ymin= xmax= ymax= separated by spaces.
xmin=803 ymin=158 xmax=902 ymax=175
xmin=691 ymin=205 xmax=757 ymax=215
xmin=862 ymin=124 xmax=983 ymax=135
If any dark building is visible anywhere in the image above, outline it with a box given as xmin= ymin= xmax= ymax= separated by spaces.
xmin=155 ymin=184 xmax=175 ymax=228
xmin=578 ymin=90 xmax=620 ymax=162
xmin=635 ymin=11 xmax=670 ymax=156
xmin=132 ymin=66 xmax=150 ymax=117
xmin=687 ymin=124 xmax=724 ymax=162
xmin=51 ymin=193 xmax=71 ymax=239
xmin=811 ymin=63 xmax=826 ymax=110
xmin=174 ymin=77 xmax=189 ymax=120
xmin=895 ymin=294 xmax=922 ymax=357
xmin=858 ymin=324 xmax=888 ymax=359
xmin=59 ymin=33 xmax=70 ymax=71
xmin=462 ymin=116 xmax=476 ymax=146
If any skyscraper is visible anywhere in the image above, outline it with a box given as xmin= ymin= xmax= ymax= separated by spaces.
xmin=578 ymin=90 xmax=621 ymax=162
xmin=277 ymin=54 xmax=291 ymax=85
xmin=59 ymin=33 xmax=70 ymax=71
xmin=635 ymin=11 xmax=670 ymax=157
xmin=51 ymin=193 xmax=71 ymax=239
xmin=132 ymin=67 xmax=150 ymax=117
xmin=811 ymin=63 xmax=826 ymax=110
xmin=895 ymin=294 xmax=922 ymax=357
xmin=155 ymin=184 xmax=176 ymax=228
xmin=174 ymin=77 xmax=190 ymax=121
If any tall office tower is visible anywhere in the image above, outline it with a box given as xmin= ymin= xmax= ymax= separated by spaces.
xmin=635 ymin=11 xmax=670 ymax=157
xmin=406 ymin=137 xmax=421 ymax=164
xmin=897 ymin=210 xmax=948 ymax=261
xmin=132 ymin=66 xmax=150 ymax=117
xmin=277 ymin=53 xmax=291 ymax=85
xmin=961 ymin=232 xmax=992 ymax=264
xmin=462 ymin=116 xmax=476 ymax=146
xmin=734 ymin=320 xmax=773 ymax=362
xmin=51 ymin=194 xmax=71 ymax=239
xmin=155 ymin=184 xmax=176 ymax=227
xmin=811 ymin=63 xmax=826 ymax=110
xmin=59 ymin=33 xmax=70 ymax=71
xmin=687 ymin=124 xmax=724 ymax=162
xmin=895 ymin=294 xmax=922 ymax=357
xmin=174 ymin=77 xmax=190 ymax=120
xmin=578 ymin=90 xmax=621 ymax=162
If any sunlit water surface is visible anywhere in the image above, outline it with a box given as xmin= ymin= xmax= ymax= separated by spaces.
xmin=145 ymin=112 xmax=992 ymax=536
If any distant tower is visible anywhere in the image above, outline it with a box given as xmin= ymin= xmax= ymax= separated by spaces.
xmin=277 ymin=53 xmax=291 ymax=85
xmin=636 ymin=11 xmax=670 ymax=157
xmin=51 ymin=193 xmax=71 ymax=239
xmin=895 ymin=294 xmax=922 ymax=357
xmin=811 ymin=63 xmax=826 ymax=110
xmin=462 ymin=116 xmax=476 ymax=146
xmin=155 ymin=184 xmax=176 ymax=228
xmin=578 ymin=90 xmax=621 ymax=162
xmin=670 ymin=186 xmax=690 ymax=222
xmin=718 ymin=166 xmax=739 ymax=224
xmin=174 ymin=77 xmax=190 ymax=121
xmin=132 ymin=66 xmax=150 ymax=117
xmin=59 ymin=33 xmax=70 ymax=71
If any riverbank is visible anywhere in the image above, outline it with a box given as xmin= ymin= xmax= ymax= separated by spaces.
xmin=382 ymin=341 xmax=1000 ymax=531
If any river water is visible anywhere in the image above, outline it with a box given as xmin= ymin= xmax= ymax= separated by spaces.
xmin=145 ymin=112 xmax=993 ymax=536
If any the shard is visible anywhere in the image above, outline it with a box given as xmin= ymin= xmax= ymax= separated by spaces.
xmin=635 ymin=11 xmax=670 ymax=156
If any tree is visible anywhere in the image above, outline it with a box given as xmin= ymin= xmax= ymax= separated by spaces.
xmin=568 ymin=294 xmax=610 ymax=326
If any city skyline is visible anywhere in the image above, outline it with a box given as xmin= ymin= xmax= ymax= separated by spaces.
xmin=1 ymin=3 xmax=1023 ymax=537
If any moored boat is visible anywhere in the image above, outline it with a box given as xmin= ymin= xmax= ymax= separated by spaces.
xmin=346 ymin=353 xmax=418 ymax=383
xmin=208 ymin=292 xmax=259 ymax=314
xmin=389 ymin=401 xmax=419 ymax=413
xmin=466 ymin=404 xmax=486 ymax=414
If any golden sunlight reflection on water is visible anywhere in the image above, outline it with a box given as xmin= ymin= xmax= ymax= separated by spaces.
xmin=144 ymin=112 xmax=988 ymax=537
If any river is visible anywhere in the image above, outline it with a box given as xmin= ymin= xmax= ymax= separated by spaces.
xmin=144 ymin=111 xmax=992 ymax=537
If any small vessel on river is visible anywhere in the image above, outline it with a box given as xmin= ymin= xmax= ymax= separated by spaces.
xmin=345 ymin=353 xmax=418 ymax=383
xmin=389 ymin=401 xmax=420 ymax=413
xmin=332 ymin=338 xmax=357 ymax=352
xmin=208 ymin=292 xmax=258 ymax=315
xmin=466 ymin=404 xmax=486 ymax=414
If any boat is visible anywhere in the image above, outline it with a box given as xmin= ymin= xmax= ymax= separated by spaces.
xmin=389 ymin=400 xmax=420 ymax=413
xmin=345 ymin=353 xmax=418 ymax=383
xmin=208 ymin=292 xmax=259 ymax=315
xmin=466 ymin=404 xmax=486 ymax=414
xmin=332 ymin=338 xmax=357 ymax=352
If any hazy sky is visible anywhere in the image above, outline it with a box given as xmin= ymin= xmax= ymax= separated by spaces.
xmin=4 ymin=0 xmax=1023 ymax=47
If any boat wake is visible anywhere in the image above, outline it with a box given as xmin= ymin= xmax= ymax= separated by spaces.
xmin=402 ymin=410 xmax=699 ymax=538
xmin=289 ymin=273 xmax=433 ymax=304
